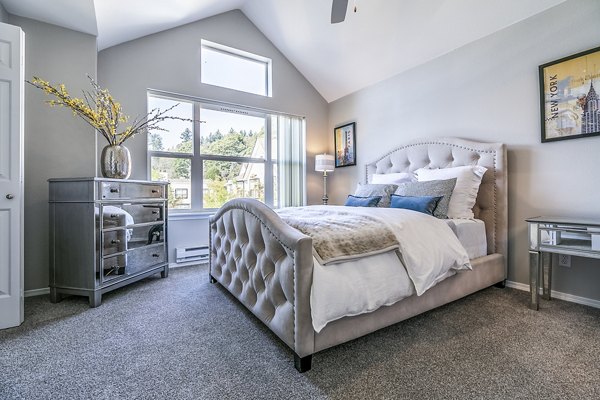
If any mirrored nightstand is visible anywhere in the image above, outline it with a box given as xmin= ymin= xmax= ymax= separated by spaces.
xmin=526 ymin=216 xmax=600 ymax=310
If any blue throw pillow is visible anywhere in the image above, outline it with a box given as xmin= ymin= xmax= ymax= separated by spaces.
xmin=344 ymin=195 xmax=382 ymax=207
xmin=390 ymin=194 xmax=442 ymax=215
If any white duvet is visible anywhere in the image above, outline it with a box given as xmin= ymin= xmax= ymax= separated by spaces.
xmin=308 ymin=206 xmax=471 ymax=332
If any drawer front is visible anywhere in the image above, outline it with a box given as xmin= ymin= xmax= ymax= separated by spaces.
xmin=126 ymin=246 xmax=166 ymax=275
xmin=101 ymin=254 xmax=127 ymax=283
xmin=102 ymin=230 xmax=127 ymax=256
xmin=100 ymin=203 xmax=165 ymax=228
xmin=101 ymin=246 xmax=166 ymax=284
xmin=101 ymin=223 xmax=165 ymax=255
xmin=100 ymin=182 xmax=164 ymax=200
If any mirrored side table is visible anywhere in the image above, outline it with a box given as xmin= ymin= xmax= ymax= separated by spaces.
xmin=526 ymin=216 xmax=600 ymax=310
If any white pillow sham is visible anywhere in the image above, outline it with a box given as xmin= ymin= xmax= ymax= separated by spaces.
xmin=415 ymin=165 xmax=487 ymax=219
xmin=371 ymin=172 xmax=415 ymax=185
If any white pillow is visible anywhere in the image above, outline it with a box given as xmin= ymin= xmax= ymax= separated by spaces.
xmin=415 ymin=165 xmax=487 ymax=219
xmin=371 ymin=172 xmax=415 ymax=185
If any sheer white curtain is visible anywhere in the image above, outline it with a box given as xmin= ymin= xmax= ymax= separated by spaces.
xmin=276 ymin=115 xmax=306 ymax=207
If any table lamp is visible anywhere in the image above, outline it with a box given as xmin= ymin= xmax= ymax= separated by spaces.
xmin=315 ymin=154 xmax=335 ymax=205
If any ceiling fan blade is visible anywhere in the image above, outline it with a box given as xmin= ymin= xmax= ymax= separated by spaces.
xmin=331 ymin=0 xmax=348 ymax=24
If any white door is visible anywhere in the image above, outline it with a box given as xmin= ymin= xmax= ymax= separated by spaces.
xmin=0 ymin=22 xmax=24 ymax=329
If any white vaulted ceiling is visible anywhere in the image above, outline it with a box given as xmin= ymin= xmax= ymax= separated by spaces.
xmin=1 ymin=0 xmax=97 ymax=35
xmin=1 ymin=0 xmax=567 ymax=102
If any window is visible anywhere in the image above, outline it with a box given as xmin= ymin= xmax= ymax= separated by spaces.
xmin=201 ymin=40 xmax=272 ymax=97
xmin=148 ymin=92 xmax=305 ymax=212
xmin=174 ymin=188 xmax=188 ymax=199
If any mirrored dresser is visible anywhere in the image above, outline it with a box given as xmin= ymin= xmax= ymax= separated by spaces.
xmin=49 ymin=178 xmax=169 ymax=307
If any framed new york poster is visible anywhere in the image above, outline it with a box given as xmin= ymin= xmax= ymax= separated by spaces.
xmin=539 ymin=45 xmax=600 ymax=142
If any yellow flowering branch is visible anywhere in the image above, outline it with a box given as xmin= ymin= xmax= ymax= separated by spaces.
xmin=27 ymin=76 xmax=192 ymax=146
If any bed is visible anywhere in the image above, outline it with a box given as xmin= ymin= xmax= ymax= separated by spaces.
xmin=209 ymin=137 xmax=507 ymax=372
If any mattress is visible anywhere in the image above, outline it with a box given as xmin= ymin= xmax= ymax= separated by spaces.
xmin=310 ymin=218 xmax=488 ymax=332
xmin=446 ymin=219 xmax=487 ymax=259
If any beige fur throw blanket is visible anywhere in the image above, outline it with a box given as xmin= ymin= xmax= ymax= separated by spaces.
xmin=277 ymin=206 xmax=400 ymax=265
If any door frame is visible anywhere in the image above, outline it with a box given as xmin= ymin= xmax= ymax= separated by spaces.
xmin=0 ymin=22 xmax=24 ymax=330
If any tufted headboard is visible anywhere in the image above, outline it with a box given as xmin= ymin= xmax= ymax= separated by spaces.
xmin=365 ymin=137 xmax=507 ymax=260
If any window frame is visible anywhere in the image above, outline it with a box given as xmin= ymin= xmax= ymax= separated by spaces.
xmin=147 ymin=91 xmax=284 ymax=212
xmin=200 ymin=39 xmax=273 ymax=97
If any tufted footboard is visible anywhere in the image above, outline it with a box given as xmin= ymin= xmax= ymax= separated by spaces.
xmin=208 ymin=138 xmax=507 ymax=374
xmin=209 ymin=199 xmax=315 ymax=371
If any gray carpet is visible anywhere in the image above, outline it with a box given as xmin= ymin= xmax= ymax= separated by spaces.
xmin=1 ymin=264 xmax=599 ymax=400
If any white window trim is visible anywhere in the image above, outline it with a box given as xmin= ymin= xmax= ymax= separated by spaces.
xmin=147 ymin=89 xmax=305 ymax=213
xmin=147 ymin=89 xmax=303 ymax=120
xmin=200 ymin=39 xmax=273 ymax=97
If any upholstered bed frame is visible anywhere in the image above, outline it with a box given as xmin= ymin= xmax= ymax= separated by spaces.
xmin=209 ymin=137 xmax=507 ymax=372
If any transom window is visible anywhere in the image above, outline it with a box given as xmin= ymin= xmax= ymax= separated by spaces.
xmin=201 ymin=39 xmax=272 ymax=97
xmin=147 ymin=92 xmax=305 ymax=212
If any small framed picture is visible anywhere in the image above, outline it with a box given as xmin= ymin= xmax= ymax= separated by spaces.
xmin=539 ymin=45 xmax=600 ymax=142
xmin=334 ymin=122 xmax=356 ymax=167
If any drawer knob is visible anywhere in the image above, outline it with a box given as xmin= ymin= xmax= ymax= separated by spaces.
xmin=152 ymin=211 xmax=159 ymax=215
xmin=110 ymin=188 xmax=119 ymax=193
xmin=151 ymin=189 xmax=159 ymax=194
xmin=110 ymin=214 xmax=118 ymax=218
xmin=111 ymin=239 xmax=121 ymax=244
xmin=152 ymin=253 xmax=160 ymax=258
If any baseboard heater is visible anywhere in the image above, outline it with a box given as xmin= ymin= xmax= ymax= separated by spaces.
xmin=176 ymin=245 xmax=209 ymax=264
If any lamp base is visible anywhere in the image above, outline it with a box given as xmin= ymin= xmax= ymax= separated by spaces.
xmin=322 ymin=172 xmax=329 ymax=205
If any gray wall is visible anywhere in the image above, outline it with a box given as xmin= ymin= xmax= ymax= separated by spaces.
xmin=0 ymin=3 xmax=8 ymax=23
xmin=8 ymin=15 xmax=98 ymax=291
xmin=98 ymin=10 xmax=329 ymax=262
xmin=328 ymin=0 xmax=600 ymax=301
xmin=167 ymin=216 xmax=210 ymax=264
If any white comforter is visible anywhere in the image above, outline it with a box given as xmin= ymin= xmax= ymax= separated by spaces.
xmin=309 ymin=206 xmax=471 ymax=332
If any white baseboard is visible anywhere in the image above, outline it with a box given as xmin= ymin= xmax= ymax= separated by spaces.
xmin=24 ymin=278 xmax=600 ymax=309
xmin=506 ymin=280 xmax=600 ymax=309
xmin=24 ymin=264 xmax=207 ymax=297
xmin=24 ymin=287 xmax=50 ymax=297
xmin=169 ymin=261 xmax=209 ymax=269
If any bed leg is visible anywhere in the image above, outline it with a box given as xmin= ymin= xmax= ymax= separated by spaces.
xmin=209 ymin=275 xmax=217 ymax=284
xmin=494 ymin=280 xmax=506 ymax=288
xmin=294 ymin=354 xmax=312 ymax=373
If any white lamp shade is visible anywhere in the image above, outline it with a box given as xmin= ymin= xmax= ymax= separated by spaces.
xmin=315 ymin=154 xmax=335 ymax=172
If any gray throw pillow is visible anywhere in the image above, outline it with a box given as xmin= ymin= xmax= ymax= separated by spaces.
xmin=354 ymin=183 xmax=398 ymax=208
xmin=395 ymin=178 xmax=457 ymax=218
